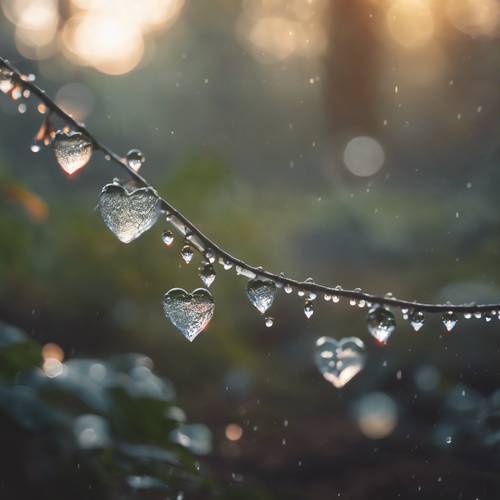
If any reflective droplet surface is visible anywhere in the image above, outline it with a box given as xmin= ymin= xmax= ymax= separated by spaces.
xmin=0 ymin=68 xmax=14 ymax=93
xmin=126 ymin=149 xmax=145 ymax=171
xmin=98 ymin=184 xmax=161 ymax=244
xmin=284 ymin=284 xmax=293 ymax=294
xmin=304 ymin=301 xmax=314 ymax=318
xmin=162 ymin=288 xmax=214 ymax=342
xmin=198 ymin=263 xmax=216 ymax=288
xmin=409 ymin=310 xmax=425 ymax=331
xmin=162 ymin=230 xmax=174 ymax=246
xmin=246 ymin=279 xmax=277 ymax=314
xmin=53 ymin=130 xmax=93 ymax=175
xmin=442 ymin=311 xmax=457 ymax=332
xmin=265 ymin=316 xmax=274 ymax=328
xmin=367 ymin=306 xmax=396 ymax=344
xmin=181 ymin=245 xmax=194 ymax=264
xmin=315 ymin=336 xmax=366 ymax=388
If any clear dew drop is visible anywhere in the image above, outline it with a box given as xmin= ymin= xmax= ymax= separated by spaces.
xmin=98 ymin=184 xmax=161 ymax=244
xmin=474 ymin=311 xmax=482 ymax=319
xmin=246 ymin=279 xmax=277 ymax=314
xmin=367 ymin=306 xmax=396 ymax=344
xmin=284 ymin=284 xmax=293 ymax=294
xmin=0 ymin=68 xmax=14 ymax=94
xmin=53 ymin=130 xmax=93 ymax=175
xmin=315 ymin=336 xmax=366 ymax=388
xmin=162 ymin=230 xmax=174 ymax=246
xmin=265 ymin=316 xmax=274 ymax=328
xmin=222 ymin=259 xmax=233 ymax=270
xmin=464 ymin=312 xmax=472 ymax=319
xmin=304 ymin=301 xmax=314 ymax=319
xmin=484 ymin=312 xmax=492 ymax=322
xmin=409 ymin=310 xmax=425 ymax=331
xmin=181 ymin=245 xmax=194 ymax=264
xmin=198 ymin=263 xmax=216 ymax=288
xmin=31 ymin=144 xmax=40 ymax=153
xmin=205 ymin=248 xmax=216 ymax=264
xmin=324 ymin=293 xmax=331 ymax=301
xmin=162 ymin=288 xmax=214 ymax=342
xmin=332 ymin=295 xmax=339 ymax=303
xmin=442 ymin=311 xmax=457 ymax=332
xmin=125 ymin=149 xmax=145 ymax=171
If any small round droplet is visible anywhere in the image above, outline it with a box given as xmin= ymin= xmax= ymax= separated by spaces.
xmin=205 ymin=249 xmax=216 ymax=264
xmin=222 ymin=259 xmax=233 ymax=270
xmin=464 ymin=312 xmax=472 ymax=319
xmin=162 ymin=230 xmax=174 ymax=246
xmin=31 ymin=144 xmax=40 ymax=153
xmin=349 ymin=299 xmax=357 ymax=306
xmin=198 ymin=263 xmax=216 ymax=288
xmin=0 ymin=68 xmax=14 ymax=94
xmin=181 ymin=245 xmax=194 ymax=264
xmin=445 ymin=436 xmax=452 ymax=445
xmin=265 ymin=316 xmax=274 ymax=328
xmin=324 ymin=294 xmax=331 ymax=301
xmin=53 ymin=130 xmax=93 ymax=175
xmin=284 ymin=284 xmax=293 ymax=294
xmin=304 ymin=301 xmax=314 ymax=319
xmin=126 ymin=149 xmax=145 ymax=172
xmin=442 ymin=311 xmax=457 ymax=332
xmin=474 ymin=311 xmax=482 ymax=319
xmin=367 ymin=306 xmax=396 ymax=344
xmin=484 ymin=312 xmax=492 ymax=323
xmin=332 ymin=295 xmax=340 ymax=303
xmin=409 ymin=310 xmax=425 ymax=332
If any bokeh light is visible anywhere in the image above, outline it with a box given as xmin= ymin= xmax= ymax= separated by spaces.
xmin=343 ymin=136 xmax=385 ymax=177
xmin=225 ymin=423 xmax=243 ymax=441
xmin=446 ymin=0 xmax=500 ymax=37
xmin=354 ymin=392 xmax=398 ymax=439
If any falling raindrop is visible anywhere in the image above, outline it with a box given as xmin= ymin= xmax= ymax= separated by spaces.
xmin=442 ymin=311 xmax=457 ymax=332
xmin=162 ymin=230 xmax=174 ymax=246
xmin=162 ymin=288 xmax=214 ymax=342
xmin=198 ymin=263 xmax=216 ymax=288
xmin=98 ymin=184 xmax=161 ymax=243
xmin=367 ymin=306 xmax=396 ymax=344
xmin=52 ymin=130 xmax=93 ymax=175
xmin=246 ymin=279 xmax=277 ymax=314
xmin=315 ymin=336 xmax=366 ymax=388
xmin=265 ymin=316 xmax=274 ymax=328
xmin=409 ymin=310 xmax=425 ymax=331
xmin=126 ymin=149 xmax=145 ymax=171
xmin=181 ymin=245 xmax=194 ymax=264
xmin=304 ymin=301 xmax=314 ymax=319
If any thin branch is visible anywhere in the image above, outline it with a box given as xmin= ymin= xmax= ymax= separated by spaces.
xmin=1 ymin=56 xmax=499 ymax=315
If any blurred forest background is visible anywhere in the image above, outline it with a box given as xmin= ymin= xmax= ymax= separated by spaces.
xmin=1 ymin=0 xmax=500 ymax=498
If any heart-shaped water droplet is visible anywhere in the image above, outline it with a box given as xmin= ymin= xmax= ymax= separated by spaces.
xmin=126 ymin=148 xmax=145 ymax=171
xmin=315 ymin=336 xmax=366 ymax=388
xmin=162 ymin=288 xmax=215 ymax=342
xmin=367 ymin=306 xmax=396 ymax=344
xmin=409 ymin=310 xmax=425 ymax=331
xmin=198 ymin=263 xmax=216 ymax=288
xmin=53 ymin=130 xmax=93 ymax=175
xmin=442 ymin=311 xmax=457 ymax=332
xmin=246 ymin=279 xmax=277 ymax=314
xmin=98 ymin=183 xmax=161 ymax=244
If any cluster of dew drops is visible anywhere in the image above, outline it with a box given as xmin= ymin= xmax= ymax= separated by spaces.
xmin=2 ymin=64 xmax=498 ymax=389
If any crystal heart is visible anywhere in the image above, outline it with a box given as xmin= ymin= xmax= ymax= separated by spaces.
xmin=98 ymin=183 xmax=161 ymax=244
xmin=315 ymin=336 xmax=366 ymax=388
xmin=53 ymin=130 xmax=93 ymax=175
xmin=246 ymin=279 xmax=277 ymax=314
xmin=162 ymin=288 xmax=215 ymax=342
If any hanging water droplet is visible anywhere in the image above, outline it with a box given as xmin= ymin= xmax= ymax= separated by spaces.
xmin=125 ymin=149 xmax=145 ymax=171
xmin=297 ymin=289 xmax=305 ymax=297
xmin=315 ymin=336 xmax=366 ymax=388
xmin=265 ymin=316 xmax=274 ymax=328
xmin=198 ymin=263 xmax=216 ymax=288
xmin=445 ymin=436 xmax=452 ymax=445
xmin=367 ymin=306 xmax=396 ymax=344
xmin=205 ymin=248 xmax=216 ymax=264
xmin=162 ymin=230 xmax=174 ymax=246
xmin=162 ymin=288 xmax=214 ymax=342
xmin=464 ymin=312 xmax=472 ymax=319
xmin=98 ymin=184 xmax=161 ymax=244
xmin=324 ymin=294 xmax=331 ymax=301
xmin=474 ymin=311 xmax=482 ymax=319
xmin=442 ymin=311 xmax=457 ymax=332
xmin=332 ymin=295 xmax=340 ymax=303
xmin=53 ymin=130 xmax=93 ymax=175
xmin=31 ymin=144 xmax=40 ymax=153
xmin=0 ymin=67 xmax=14 ymax=94
xmin=409 ymin=310 xmax=425 ymax=331
xmin=358 ymin=300 xmax=366 ymax=308
xmin=304 ymin=301 xmax=314 ymax=319
xmin=222 ymin=259 xmax=233 ymax=270
xmin=246 ymin=279 xmax=277 ymax=314
xmin=284 ymin=284 xmax=293 ymax=294
xmin=181 ymin=245 xmax=194 ymax=264
xmin=349 ymin=298 xmax=357 ymax=306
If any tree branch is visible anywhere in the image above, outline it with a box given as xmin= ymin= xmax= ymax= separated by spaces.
xmin=1 ymin=56 xmax=499 ymax=316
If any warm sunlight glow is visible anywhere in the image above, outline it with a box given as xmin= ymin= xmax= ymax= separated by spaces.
xmin=387 ymin=0 xmax=434 ymax=49
xmin=446 ymin=0 xmax=500 ymax=37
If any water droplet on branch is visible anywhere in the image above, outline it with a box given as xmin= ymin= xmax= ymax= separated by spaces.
xmin=162 ymin=230 xmax=174 ymax=246
xmin=304 ymin=301 xmax=314 ymax=318
xmin=442 ymin=311 xmax=457 ymax=332
xmin=53 ymin=130 xmax=93 ymax=175
xmin=246 ymin=279 xmax=277 ymax=314
xmin=198 ymin=263 xmax=216 ymax=287
xmin=98 ymin=183 xmax=161 ymax=243
xmin=409 ymin=310 xmax=425 ymax=331
xmin=163 ymin=288 xmax=215 ymax=342
xmin=315 ymin=336 xmax=366 ymax=388
xmin=181 ymin=245 xmax=194 ymax=264
xmin=367 ymin=306 xmax=396 ymax=344
xmin=126 ymin=149 xmax=145 ymax=171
